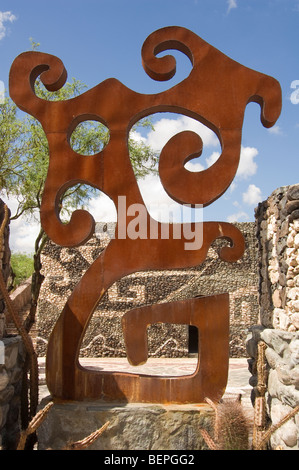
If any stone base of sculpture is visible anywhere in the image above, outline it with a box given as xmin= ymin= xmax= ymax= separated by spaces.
xmin=37 ymin=396 xmax=213 ymax=450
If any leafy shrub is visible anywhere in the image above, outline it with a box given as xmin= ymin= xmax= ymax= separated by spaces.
xmin=10 ymin=252 xmax=34 ymax=287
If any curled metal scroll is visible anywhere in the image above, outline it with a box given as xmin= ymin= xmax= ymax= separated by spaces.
xmin=9 ymin=26 xmax=281 ymax=403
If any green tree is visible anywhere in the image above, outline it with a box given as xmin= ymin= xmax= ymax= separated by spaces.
xmin=10 ymin=252 xmax=34 ymax=287
xmin=0 ymin=97 xmax=25 ymax=198
xmin=0 ymin=42 xmax=158 ymax=332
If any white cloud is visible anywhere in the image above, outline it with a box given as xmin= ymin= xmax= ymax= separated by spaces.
xmin=188 ymin=145 xmax=258 ymax=182
xmin=129 ymin=129 xmax=147 ymax=144
xmin=227 ymin=211 xmax=249 ymax=223
xmin=3 ymin=191 xmax=117 ymax=254
xmin=138 ymin=174 xmax=184 ymax=222
xmin=10 ymin=219 xmax=40 ymax=254
xmin=227 ymin=0 xmax=237 ymax=13
xmin=230 ymin=182 xmax=237 ymax=193
xmin=0 ymin=11 xmax=16 ymax=40
xmin=242 ymin=184 xmax=262 ymax=205
xmin=205 ymin=151 xmax=220 ymax=167
xmin=268 ymin=125 xmax=283 ymax=135
xmin=87 ymin=193 xmax=117 ymax=222
xmin=145 ymin=115 xmax=219 ymax=152
xmin=184 ymin=161 xmax=205 ymax=172
xmin=138 ymin=174 xmax=203 ymax=223
xmin=236 ymin=146 xmax=258 ymax=179
xmin=1 ymin=194 xmax=39 ymax=253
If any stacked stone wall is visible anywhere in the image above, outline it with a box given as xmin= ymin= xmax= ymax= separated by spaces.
xmin=0 ymin=336 xmax=25 ymax=449
xmin=0 ymin=200 xmax=25 ymax=450
xmin=247 ymin=184 xmax=299 ymax=450
xmin=37 ymin=222 xmax=259 ymax=359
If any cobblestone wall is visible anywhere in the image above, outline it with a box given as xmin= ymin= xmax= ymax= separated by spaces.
xmin=0 ymin=199 xmax=25 ymax=450
xmin=37 ymin=222 xmax=259 ymax=358
xmin=247 ymin=184 xmax=299 ymax=450
xmin=0 ymin=336 xmax=25 ymax=449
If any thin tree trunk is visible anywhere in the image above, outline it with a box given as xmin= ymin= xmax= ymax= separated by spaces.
xmin=24 ymin=227 xmax=48 ymax=333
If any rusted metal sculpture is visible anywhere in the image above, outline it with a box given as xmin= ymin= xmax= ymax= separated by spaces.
xmin=9 ymin=27 xmax=281 ymax=403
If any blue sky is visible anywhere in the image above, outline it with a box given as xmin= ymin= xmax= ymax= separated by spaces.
xmin=0 ymin=0 xmax=299 ymax=252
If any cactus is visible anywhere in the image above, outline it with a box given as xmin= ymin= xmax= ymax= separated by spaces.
xmin=63 ymin=422 xmax=110 ymax=450
xmin=200 ymin=397 xmax=250 ymax=450
xmin=17 ymin=402 xmax=54 ymax=450
xmin=16 ymin=401 xmax=109 ymax=450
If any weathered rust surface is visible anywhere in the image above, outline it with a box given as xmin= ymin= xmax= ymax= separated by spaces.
xmin=9 ymin=26 xmax=281 ymax=403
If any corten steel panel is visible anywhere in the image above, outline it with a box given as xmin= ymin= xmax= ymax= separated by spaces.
xmin=9 ymin=26 xmax=281 ymax=403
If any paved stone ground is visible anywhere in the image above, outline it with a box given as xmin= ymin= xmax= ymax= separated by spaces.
xmin=38 ymin=357 xmax=253 ymax=416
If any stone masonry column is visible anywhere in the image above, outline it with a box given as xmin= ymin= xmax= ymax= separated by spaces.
xmin=0 ymin=200 xmax=25 ymax=449
xmin=247 ymin=184 xmax=299 ymax=450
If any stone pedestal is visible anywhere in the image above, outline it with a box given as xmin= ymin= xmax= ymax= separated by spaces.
xmin=37 ymin=397 xmax=213 ymax=450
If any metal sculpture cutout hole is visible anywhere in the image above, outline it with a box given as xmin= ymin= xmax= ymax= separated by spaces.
xmin=69 ymin=119 xmax=110 ymax=156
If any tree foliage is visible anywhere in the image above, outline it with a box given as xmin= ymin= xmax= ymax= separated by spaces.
xmin=10 ymin=252 xmax=34 ymax=287
xmin=0 ymin=97 xmax=25 ymax=201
